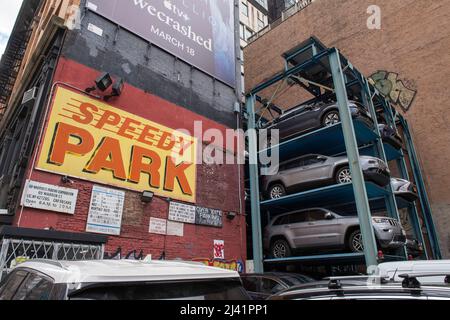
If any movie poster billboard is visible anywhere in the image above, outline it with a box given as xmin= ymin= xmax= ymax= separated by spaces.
xmin=86 ymin=0 xmax=236 ymax=87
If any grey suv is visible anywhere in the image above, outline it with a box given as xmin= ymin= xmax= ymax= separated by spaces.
xmin=260 ymin=100 xmax=373 ymax=145
xmin=262 ymin=154 xmax=390 ymax=200
xmin=263 ymin=208 xmax=406 ymax=258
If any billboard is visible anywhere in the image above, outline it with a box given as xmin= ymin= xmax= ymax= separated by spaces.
xmin=86 ymin=0 xmax=236 ymax=87
xmin=37 ymin=87 xmax=197 ymax=203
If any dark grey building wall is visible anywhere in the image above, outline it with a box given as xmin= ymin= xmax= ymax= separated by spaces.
xmin=61 ymin=5 xmax=240 ymax=129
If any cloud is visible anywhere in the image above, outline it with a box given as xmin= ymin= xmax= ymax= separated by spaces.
xmin=0 ymin=0 xmax=24 ymax=56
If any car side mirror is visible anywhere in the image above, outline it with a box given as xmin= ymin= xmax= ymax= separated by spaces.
xmin=325 ymin=213 xmax=334 ymax=220
xmin=317 ymin=156 xmax=327 ymax=161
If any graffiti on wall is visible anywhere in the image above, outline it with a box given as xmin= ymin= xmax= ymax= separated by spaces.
xmin=369 ymin=71 xmax=417 ymax=111
xmin=104 ymin=247 xmax=145 ymax=260
xmin=193 ymin=258 xmax=245 ymax=273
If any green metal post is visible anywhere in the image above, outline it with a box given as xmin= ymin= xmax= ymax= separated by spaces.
xmin=400 ymin=117 xmax=442 ymax=259
xmin=329 ymin=49 xmax=379 ymax=270
xmin=246 ymin=94 xmax=265 ymax=273
xmin=363 ymin=82 xmax=407 ymax=259
xmin=396 ymin=154 xmax=429 ymax=259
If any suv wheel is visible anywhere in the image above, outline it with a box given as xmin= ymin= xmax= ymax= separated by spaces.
xmin=348 ymin=229 xmax=364 ymax=252
xmin=270 ymin=239 xmax=292 ymax=258
xmin=336 ymin=167 xmax=352 ymax=184
xmin=268 ymin=184 xmax=286 ymax=200
xmin=322 ymin=110 xmax=341 ymax=127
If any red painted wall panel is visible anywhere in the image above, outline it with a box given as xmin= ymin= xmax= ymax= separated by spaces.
xmin=14 ymin=58 xmax=247 ymax=264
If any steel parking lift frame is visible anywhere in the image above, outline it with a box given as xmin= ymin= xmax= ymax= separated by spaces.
xmin=245 ymin=37 xmax=439 ymax=273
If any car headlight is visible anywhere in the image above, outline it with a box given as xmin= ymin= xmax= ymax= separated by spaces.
xmin=373 ymin=218 xmax=390 ymax=224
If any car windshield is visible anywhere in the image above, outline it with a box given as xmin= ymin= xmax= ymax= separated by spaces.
xmin=68 ymin=279 xmax=250 ymax=300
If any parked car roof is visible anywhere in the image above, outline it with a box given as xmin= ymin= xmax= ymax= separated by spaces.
xmin=14 ymin=259 xmax=239 ymax=284
xmin=269 ymin=276 xmax=450 ymax=300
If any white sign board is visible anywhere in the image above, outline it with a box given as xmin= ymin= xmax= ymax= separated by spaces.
xmin=86 ymin=186 xmax=125 ymax=236
xmin=149 ymin=218 xmax=167 ymax=235
xmin=167 ymin=221 xmax=184 ymax=237
xmin=21 ymin=180 xmax=78 ymax=214
xmin=168 ymin=202 xmax=196 ymax=224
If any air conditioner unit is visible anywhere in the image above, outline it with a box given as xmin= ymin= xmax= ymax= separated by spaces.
xmin=22 ymin=87 xmax=38 ymax=105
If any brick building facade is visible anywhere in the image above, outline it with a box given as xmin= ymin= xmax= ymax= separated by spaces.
xmin=0 ymin=0 xmax=247 ymax=267
xmin=244 ymin=0 xmax=450 ymax=257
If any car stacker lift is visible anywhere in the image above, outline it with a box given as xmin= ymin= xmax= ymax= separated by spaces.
xmin=245 ymin=37 xmax=441 ymax=273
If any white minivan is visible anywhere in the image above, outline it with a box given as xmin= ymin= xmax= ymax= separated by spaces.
xmin=377 ymin=260 xmax=450 ymax=284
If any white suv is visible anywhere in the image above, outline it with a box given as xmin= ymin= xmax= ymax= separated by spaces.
xmin=0 ymin=259 xmax=250 ymax=300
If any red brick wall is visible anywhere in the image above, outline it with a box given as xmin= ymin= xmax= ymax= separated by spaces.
xmin=14 ymin=58 xmax=247 ymax=263
xmin=244 ymin=0 xmax=450 ymax=257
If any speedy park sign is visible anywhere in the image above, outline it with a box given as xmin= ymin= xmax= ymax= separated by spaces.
xmin=37 ymin=87 xmax=197 ymax=203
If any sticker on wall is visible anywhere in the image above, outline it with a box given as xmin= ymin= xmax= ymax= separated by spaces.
xmin=86 ymin=185 xmax=125 ymax=236
xmin=36 ymin=86 xmax=197 ymax=203
xmin=20 ymin=180 xmax=78 ymax=215
xmin=214 ymin=240 xmax=225 ymax=260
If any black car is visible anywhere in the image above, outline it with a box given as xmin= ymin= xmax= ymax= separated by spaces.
xmin=269 ymin=274 xmax=450 ymax=300
xmin=241 ymin=272 xmax=315 ymax=300
xmin=379 ymin=123 xmax=403 ymax=149
xmin=259 ymin=99 xmax=373 ymax=148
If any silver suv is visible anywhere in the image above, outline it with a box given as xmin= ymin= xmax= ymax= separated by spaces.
xmin=263 ymin=208 xmax=406 ymax=258
xmin=262 ymin=154 xmax=390 ymax=200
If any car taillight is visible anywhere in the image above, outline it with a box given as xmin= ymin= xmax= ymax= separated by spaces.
xmin=378 ymin=251 xmax=385 ymax=260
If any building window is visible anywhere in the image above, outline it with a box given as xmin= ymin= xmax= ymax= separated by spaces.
xmin=245 ymin=28 xmax=254 ymax=41
xmin=257 ymin=14 xmax=265 ymax=30
xmin=240 ymin=23 xmax=245 ymax=40
xmin=241 ymin=2 xmax=248 ymax=16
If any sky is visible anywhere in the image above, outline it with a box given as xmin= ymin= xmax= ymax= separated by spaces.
xmin=0 ymin=0 xmax=24 ymax=57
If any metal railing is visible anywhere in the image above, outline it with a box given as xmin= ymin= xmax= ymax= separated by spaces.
xmin=0 ymin=238 xmax=104 ymax=281
xmin=247 ymin=0 xmax=315 ymax=44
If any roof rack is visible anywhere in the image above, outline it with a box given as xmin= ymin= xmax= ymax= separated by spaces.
xmin=326 ymin=275 xmax=390 ymax=290
xmin=399 ymin=273 xmax=450 ymax=289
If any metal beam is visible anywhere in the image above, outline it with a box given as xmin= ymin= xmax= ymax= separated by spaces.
xmin=400 ymin=116 xmax=442 ymax=259
xmin=329 ymin=49 xmax=379 ymax=270
xmin=249 ymin=49 xmax=331 ymax=96
xmin=362 ymin=81 xmax=407 ymax=259
xmin=246 ymin=94 xmax=264 ymax=273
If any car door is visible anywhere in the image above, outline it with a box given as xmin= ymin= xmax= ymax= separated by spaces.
xmin=278 ymin=106 xmax=311 ymax=138
xmin=295 ymin=103 xmax=324 ymax=132
xmin=282 ymin=157 xmax=307 ymax=189
xmin=304 ymin=209 xmax=341 ymax=247
xmin=288 ymin=211 xmax=312 ymax=248
xmin=298 ymin=155 xmax=332 ymax=183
